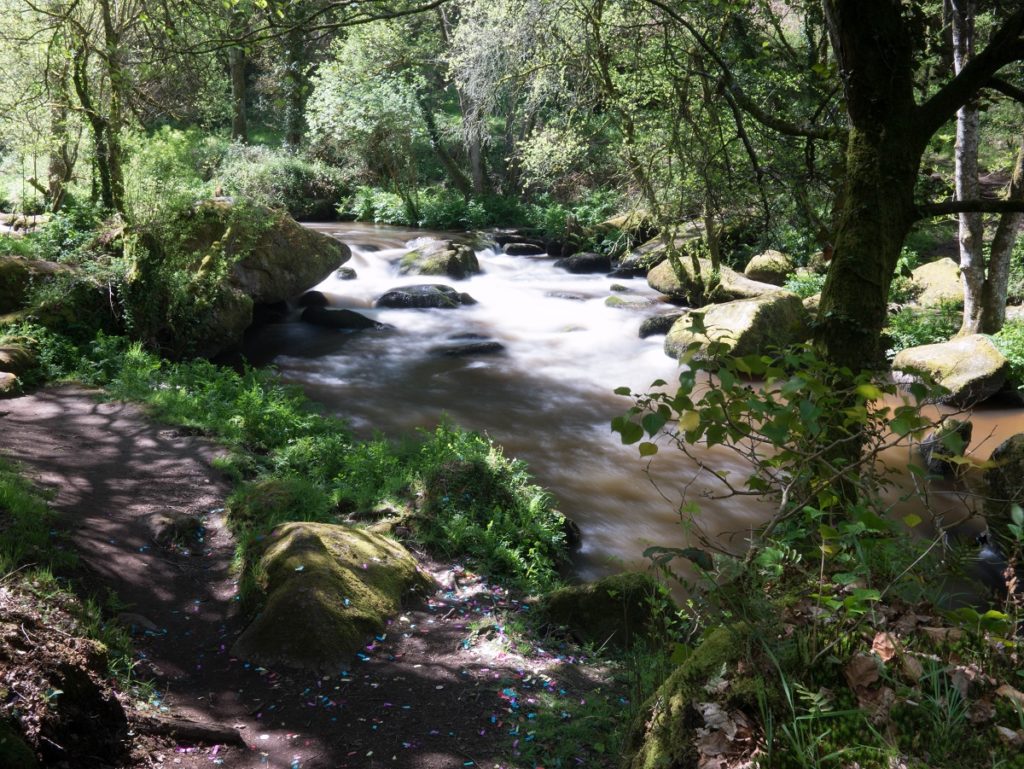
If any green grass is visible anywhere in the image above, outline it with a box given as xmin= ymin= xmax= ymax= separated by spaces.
xmin=14 ymin=327 xmax=571 ymax=594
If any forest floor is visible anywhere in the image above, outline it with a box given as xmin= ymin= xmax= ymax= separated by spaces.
xmin=0 ymin=386 xmax=620 ymax=769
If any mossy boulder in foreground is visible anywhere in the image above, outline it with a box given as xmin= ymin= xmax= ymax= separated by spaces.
xmin=624 ymin=625 xmax=749 ymax=769
xmin=232 ymin=522 xmax=431 ymax=673
xmin=664 ymin=291 xmax=811 ymax=361
xmin=892 ymin=334 xmax=1008 ymax=408
xmin=0 ymin=255 xmax=72 ymax=314
xmin=538 ymin=572 xmax=671 ymax=649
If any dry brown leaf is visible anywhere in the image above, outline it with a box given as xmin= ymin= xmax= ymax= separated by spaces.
xmin=844 ymin=653 xmax=881 ymax=690
xmin=996 ymin=684 xmax=1024 ymax=706
xmin=697 ymin=730 xmax=733 ymax=757
xmin=856 ymin=685 xmax=896 ymax=724
xmin=921 ymin=626 xmax=962 ymax=644
xmin=871 ymin=632 xmax=898 ymax=662
xmin=949 ymin=669 xmax=970 ymax=700
xmin=900 ymin=654 xmax=924 ymax=682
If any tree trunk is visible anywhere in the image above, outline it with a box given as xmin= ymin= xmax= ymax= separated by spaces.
xmin=416 ymin=95 xmax=472 ymax=196
xmin=45 ymin=57 xmax=75 ymax=213
xmin=981 ymin=132 xmax=1024 ymax=332
xmin=817 ymin=0 xmax=925 ymax=370
xmin=952 ymin=0 xmax=986 ymax=334
xmin=229 ymin=46 xmax=248 ymax=143
xmin=283 ymin=20 xmax=307 ymax=149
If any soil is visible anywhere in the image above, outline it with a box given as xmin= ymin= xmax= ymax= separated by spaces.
xmin=0 ymin=386 xmax=618 ymax=769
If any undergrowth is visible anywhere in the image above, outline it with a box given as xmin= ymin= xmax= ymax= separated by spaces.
xmin=5 ymin=326 xmax=570 ymax=596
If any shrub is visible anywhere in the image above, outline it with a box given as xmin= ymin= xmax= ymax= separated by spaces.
xmin=993 ymin=318 xmax=1024 ymax=388
xmin=783 ymin=271 xmax=825 ymax=299
xmin=218 ymin=144 xmax=348 ymax=220
xmin=883 ymin=300 xmax=962 ymax=356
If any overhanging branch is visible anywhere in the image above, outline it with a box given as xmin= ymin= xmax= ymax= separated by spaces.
xmin=644 ymin=0 xmax=842 ymax=142
xmin=987 ymin=76 xmax=1024 ymax=104
xmin=915 ymin=199 xmax=1024 ymax=219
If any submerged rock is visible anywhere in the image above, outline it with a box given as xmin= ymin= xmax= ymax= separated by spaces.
xmin=918 ymin=419 xmax=973 ymax=477
xmin=375 ymin=284 xmax=477 ymax=309
xmin=232 ymin=522 xmax=431 ymax=673
xmin=503 ymin=242 xmax=546 ymax=257
xmin=301 ymin=307 xmax=388 ymax=330
xmin=429 ymin=340 xmax=506 ymax=357
xmin=663 ymin=292 xmax=810 ymax=360
xmin=892 ymin=334 xmax=1007 ymax=407
xmin=554 ymin=252 xmax=611 ymax=274
xmin=605 ymin=294 xmax=656 ymax=310
xmin=639 ymin=312 xmax=686 ymax=338
xmin=297 ymin=290 xmax=329 ymax=308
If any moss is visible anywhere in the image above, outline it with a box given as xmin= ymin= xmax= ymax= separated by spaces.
xmin=539 ymin=572 xmax=671 ymax=649
xmin=231 ymin=522 xmax=432 ymax=673
xmin=892 ymin=334 xmax=1008 ymax=407
xmin=0 ymin=720 xmax=37 ymax=769
xmin=624 ymin=624 xmax=750 ymax=769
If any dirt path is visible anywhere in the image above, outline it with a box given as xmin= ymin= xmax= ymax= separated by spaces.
xmin=0 ymin=386 xmax=615 ymax=769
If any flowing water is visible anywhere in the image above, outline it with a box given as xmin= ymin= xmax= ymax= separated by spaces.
xmin=242 ymin=222 xmax=1024 ymax=581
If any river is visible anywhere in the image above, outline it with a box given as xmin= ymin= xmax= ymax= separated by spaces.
xmin=241 ymin=222 xmax=1024 ymax=582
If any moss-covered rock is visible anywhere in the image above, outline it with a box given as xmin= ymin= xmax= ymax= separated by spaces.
xmin=0 ymin=720 xmax=37 ymax=769
xmin=664 ymin=292 xmax=811 ymax=361
xmin=624 ymin=625 xmax=750 ymax=769
xmin=0 ymin=344 xmax=35 ymax=377
xmin=232 ymin=522 xmax=431 ymax=673
xmin=605 ymin=294 xmax=656 ymax=310
xmin=375 ymin=284 xmax=477 ymax=309
xmin=0 ymin=256 xmax=74 ymax=314
xmin=399 ymin=239 xmax=480 ymax=280
xmin=892 ymin=334 xmax=1008 ymax=407
xmin=910 ymin=258 xmax=962 ymax=307
xmin=648 ymin=257 xmax=778 ymax=305
xmin=743 ymin=249 xmax=795 ymax=286
xmin=538 ymin=572 xmax=672 ymax=649
xmin=127 ymin=200 xmax=349 ymax=357
xmin=0 ymin=372 xmax=18 ymax=396
xmin=984 ymin=433 xmax=1024 ymax=542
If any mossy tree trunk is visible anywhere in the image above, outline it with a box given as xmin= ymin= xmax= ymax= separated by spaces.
xmin=816 ymin=1 xmax=1024 ymax=369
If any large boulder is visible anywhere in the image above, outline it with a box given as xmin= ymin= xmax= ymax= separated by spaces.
xmin=399 ymin=239 xmax=480 ymax=280
xmin=984 ymin=433 xmax=1024 ymax=541
xmin=648 ymin=257 xmax=778 ymax=305
xmin=0 ymin=343 xmax=36 ymax=377
xmin=0 ymin=255 xmax=73 ymax=314
xmin=0 ymin=371 xmax=18 ymax=396
xmin=232 ymin=522 xmax=431 ymax=673
xmin=300 ymin=307 xmax=388 ymax=331
xmin=128 ymin=201 xmax=349 ymax=357
xmin=664 ymin=291 xmax=811 ymax=360
xmin=892 ymin=334 xmax=1008 ymax=407
xmin=743 ymin=249 xmax=795 ymax=286
xmin=639 ymin=311 xmax=686 ymax=338
xmin=538 ymin=573 xmax=672 ymax=649
xmin=911 ymin=258 xmax=962 ymax=307
xmin=375 ymin=284 xmax=477 ymax=309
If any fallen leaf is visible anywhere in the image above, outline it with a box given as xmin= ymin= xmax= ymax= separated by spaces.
xmin=696 ymin=729 xmax=733 ymax=757
xmin=949 ymin=669 xmax=970 ymax=700
xmin=900 ymin=654 xmax=924 ymax=682
xmin=871 ymin=632 xmax=898 ymax=662
xmin=698 ymin=703 xmax=737 ymax=739
xmin=856 ymin=685 xmax=896 ymax=724
xmin=921 ymin=626 xmax=962 ymax=644
xmin=996 ymin=684 xmax=1024 ymax=706
xmin=844 ymin=653 xmax=881 ymax=690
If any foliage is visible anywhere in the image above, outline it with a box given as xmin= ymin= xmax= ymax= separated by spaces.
xmin=21 ymin=327 xmax=569 ymax=592
xmin=612 ymin=340 xmax=1024 ymax=767
xmin=0 ymin=457 xmax=74 ymax=577
xmin=993 ymin=318 xmax=1024 ymax=388
xmin=883 ymin=300 xmax=962 ymax=357
xmin=782 ymin=272 xmax=826 ymax=299
xmin=217 ymin=144 xmax=349 ymax=220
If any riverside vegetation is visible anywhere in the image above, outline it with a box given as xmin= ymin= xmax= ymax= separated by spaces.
xmin=4 ymin=1 xmax=1024 ymax=767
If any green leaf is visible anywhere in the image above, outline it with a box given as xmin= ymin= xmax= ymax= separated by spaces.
xmin=1012 ymin=504 xmax=1024 ymax=528
xmin=642 ymin=412 xmax=668 ymax=436
xmin=639 ymin=442 xmax=659 ymax=457
xmin=614 ymin=386 xmax=631 ymax=396
xmin=678 ymin=411 xmax=700 ymax=432
xmin=902 ymin=513 xmax=922 ymax=528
